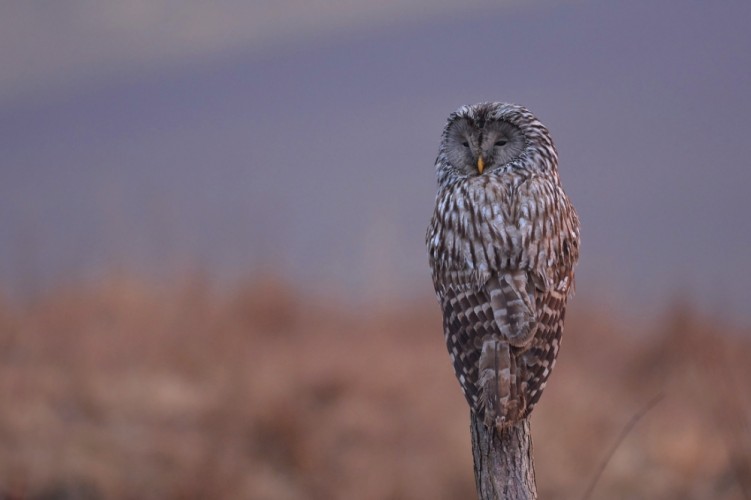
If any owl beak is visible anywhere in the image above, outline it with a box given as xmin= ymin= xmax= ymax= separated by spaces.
xmin=477 ymin=156 xmax=485 ymax=174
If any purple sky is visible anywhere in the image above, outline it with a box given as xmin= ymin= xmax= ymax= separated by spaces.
xmin=1 ymin=1 xmax=750 ymax=322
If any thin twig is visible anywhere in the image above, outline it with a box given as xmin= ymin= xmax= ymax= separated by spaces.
xmin=581 ymin=393 xmax=664 ymax=500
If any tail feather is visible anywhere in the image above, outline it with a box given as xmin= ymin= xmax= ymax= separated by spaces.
xmin=478 ymin=339 xmax=521 ymax=428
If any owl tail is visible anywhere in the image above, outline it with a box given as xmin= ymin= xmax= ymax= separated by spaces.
xmin=477 ymin=339 xmax=520 ymax=429
xmin=488 ymin=272 xmax=537 ymax=347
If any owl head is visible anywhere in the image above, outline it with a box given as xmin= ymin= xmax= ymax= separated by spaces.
xmin=435 ymin=102 xmax=557 ymax=186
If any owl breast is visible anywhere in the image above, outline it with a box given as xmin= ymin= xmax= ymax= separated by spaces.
xmin=428 ymin=172 xmax=530 ymax=282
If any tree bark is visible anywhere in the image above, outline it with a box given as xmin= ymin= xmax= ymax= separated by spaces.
xmin=470 ymin=413 xmax=537 ymax=500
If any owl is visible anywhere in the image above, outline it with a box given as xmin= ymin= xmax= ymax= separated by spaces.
xmin=427 ymin=102 xmax=580 ymax=430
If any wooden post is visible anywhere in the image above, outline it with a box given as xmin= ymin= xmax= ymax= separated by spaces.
xmin=470 ymin=413 xmax=537 ymax=500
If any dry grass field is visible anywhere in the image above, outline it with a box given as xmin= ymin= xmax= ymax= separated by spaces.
xmin=0 ymin=275 xmax=749 ymax=499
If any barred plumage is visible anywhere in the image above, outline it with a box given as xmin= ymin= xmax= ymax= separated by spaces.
xmin=427 ymin=102 xmax=580 ymax=430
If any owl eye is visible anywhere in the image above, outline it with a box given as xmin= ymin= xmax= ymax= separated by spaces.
xmin=495 ymin=140 xmax=508 ymax=147
xmin=462 ymin=141 xmax=470 ymax=148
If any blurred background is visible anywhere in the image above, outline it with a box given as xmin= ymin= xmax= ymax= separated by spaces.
xmin=0 ymin=1 xmax=750 ymax=498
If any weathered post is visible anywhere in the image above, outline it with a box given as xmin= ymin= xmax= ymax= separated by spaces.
xmin=470 ymin=414 xmax=537 ymax=500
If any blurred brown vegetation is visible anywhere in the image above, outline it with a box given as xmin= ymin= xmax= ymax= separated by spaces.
xmin=0 ymin=275 xmax=749 ymax=499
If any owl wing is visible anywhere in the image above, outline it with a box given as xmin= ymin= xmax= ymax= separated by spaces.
xmin=436 ymin=269 xmax=541 ymax=426
xmin=435 ymin=269 xmax=505 ymax=418
xmin=507 ymin=174 xmax=579 ymax=416
xmin=514 ymin=174 xmax=580 ymax=290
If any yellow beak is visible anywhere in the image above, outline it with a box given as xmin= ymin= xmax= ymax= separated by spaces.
xmin=477 ymin=156 xmax=484 ymax=174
